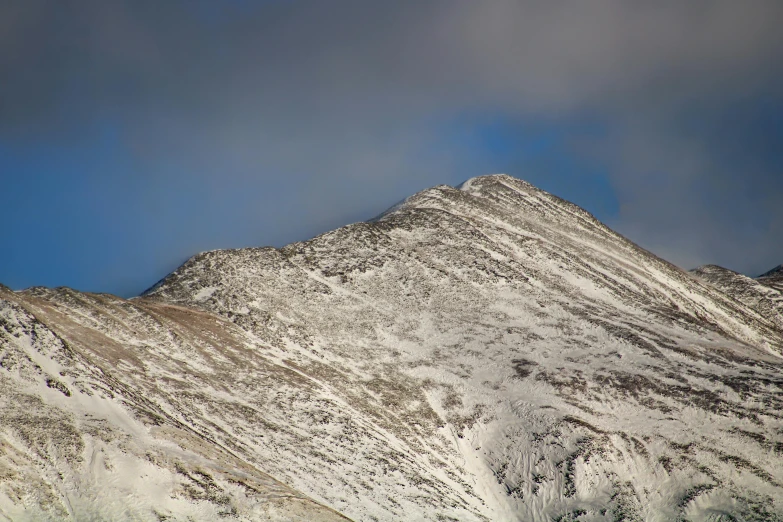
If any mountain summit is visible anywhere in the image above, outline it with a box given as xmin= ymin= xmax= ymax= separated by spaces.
xmin=2 ymin=174 xmax=782 ymax=521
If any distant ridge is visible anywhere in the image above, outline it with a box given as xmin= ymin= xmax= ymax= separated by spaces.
xmin=692 ymin=263 xmax=783 ymax=332
xmin=758 ymin=263 xmax=783 ymax=294
xmin=759 ymin=263 xmax=783 ymax=279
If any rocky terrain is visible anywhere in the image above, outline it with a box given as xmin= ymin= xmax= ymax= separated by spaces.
xmin=759 ymin=265 xmax=783 ymax=294
xmin=2 ymin=174 xmax=782 ymax=521
xmin=691 ymin=265 xmax=783 ymax=332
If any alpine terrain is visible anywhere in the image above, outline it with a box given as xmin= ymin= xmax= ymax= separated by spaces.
xmin=1 ymin=174 xmax=782 ymax=521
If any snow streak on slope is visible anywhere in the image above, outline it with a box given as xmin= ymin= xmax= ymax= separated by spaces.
xmin=2 ymin=174 xmax=783 ymax=521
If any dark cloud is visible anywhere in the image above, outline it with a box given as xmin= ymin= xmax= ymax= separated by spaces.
xmin=1 ymin=0 xmax=782 ymax=285
xmin=6 ymin=1 xmax=782 ymax=121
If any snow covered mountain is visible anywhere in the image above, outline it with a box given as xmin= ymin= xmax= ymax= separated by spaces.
xmin=2 ymin=174 xmax=782 ymax=521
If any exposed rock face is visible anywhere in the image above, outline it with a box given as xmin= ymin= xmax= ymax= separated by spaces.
xmin=2 ymin=174 xmax=782 ymax=521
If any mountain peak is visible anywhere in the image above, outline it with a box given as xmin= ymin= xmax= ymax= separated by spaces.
xmin=456 ymin=172 xmax=527 ymax=190
xmin=370 ymin=173 xmax=532 ymax=222
xmin=373 ymin=174 xmax=606 ymax=237
xmin=691 ymin=264 xmax=741 ymax=276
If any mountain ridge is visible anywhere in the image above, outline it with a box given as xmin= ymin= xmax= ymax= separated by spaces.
xmin=758 ymin=264 xmax=783 ymax=295
xmin=760 ymin=265 xmax=783 ymax=279
xmin=691 ymin=264 xmax=783 ymax=334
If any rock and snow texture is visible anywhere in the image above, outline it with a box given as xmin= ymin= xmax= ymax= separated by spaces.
xmin=2 ymin=174 xmax=783 ymax=521
xmin=759 ymin=265 xmax=783 ymax=295
xmin=692 ymin=264 xmax=783 ymax=333
xmin=0 ymin=290 xmax=349 ymax=522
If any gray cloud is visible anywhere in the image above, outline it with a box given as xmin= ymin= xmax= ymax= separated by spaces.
xmin=6 ymin=1 xmax=781 ymax=129
xmin=2 ymin=0 xmax=782 ymax=279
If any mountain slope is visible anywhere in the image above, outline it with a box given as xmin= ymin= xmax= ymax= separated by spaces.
xmin=691 ymin=264 xmax=783 ymax=333
xmin=759 ymin=265 xmax=783 ymax=294
xmin=0 ymin=286 xmax=350 ymax=521
xmin=2 ymin=174 xmax=783 ymax=521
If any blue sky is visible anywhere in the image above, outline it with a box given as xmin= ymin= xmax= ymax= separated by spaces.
xmin=1 ymin=1 xmax=782 ymax=297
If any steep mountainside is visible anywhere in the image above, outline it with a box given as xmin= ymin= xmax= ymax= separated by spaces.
xmin=2 ymin=174 xmax=783 ymax=521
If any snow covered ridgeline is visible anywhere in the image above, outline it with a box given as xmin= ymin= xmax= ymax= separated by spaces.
xmin=2 ymin=174 xmax=783 ymax=521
